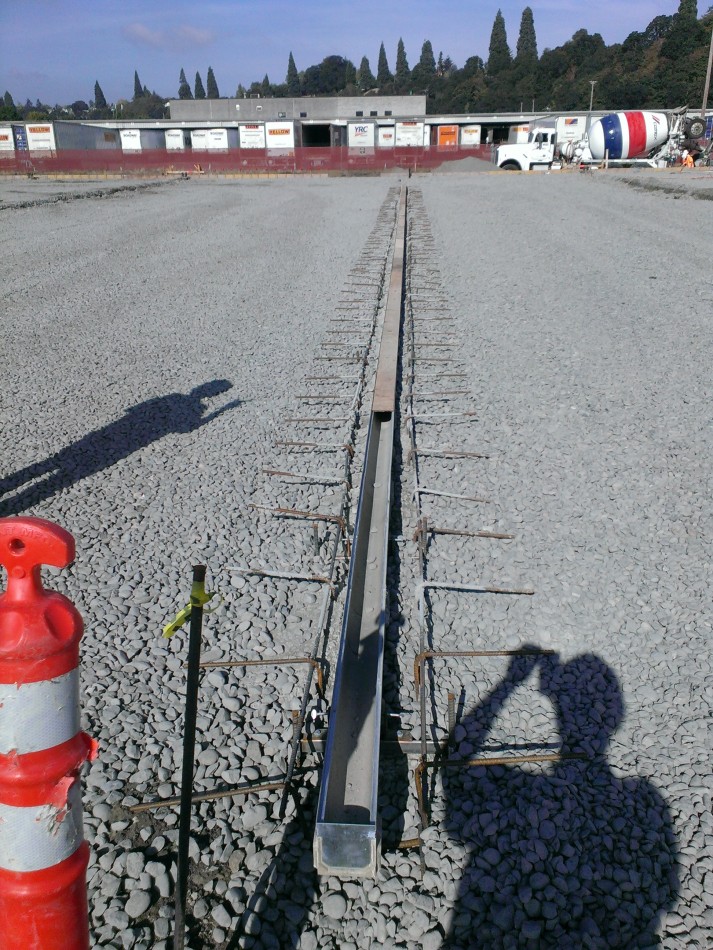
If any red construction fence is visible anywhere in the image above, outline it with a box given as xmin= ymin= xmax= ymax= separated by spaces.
xmin=0 ymin=145 xmax=495 ymax=177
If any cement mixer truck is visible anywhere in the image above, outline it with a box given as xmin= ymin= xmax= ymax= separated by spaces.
xmin=495 ymin=107 xmax=707 ymax=170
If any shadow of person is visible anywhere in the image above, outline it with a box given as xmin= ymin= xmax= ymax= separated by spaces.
xmin=441 ymin=651 xmax=679 ymax=949
xmin=0 ymin=380 xmax=241 ymax=515
xmin=225 ymin=784 xmax=319 ymax=950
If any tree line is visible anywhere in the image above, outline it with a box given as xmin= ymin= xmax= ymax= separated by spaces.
xmin=2 ymin=2 xmax=711 ymax=124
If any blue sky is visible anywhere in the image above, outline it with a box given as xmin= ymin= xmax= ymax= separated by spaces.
xmin=0 ymin=1 xmax=683 ymax=106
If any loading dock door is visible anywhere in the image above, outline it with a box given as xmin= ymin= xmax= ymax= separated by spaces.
xmin=302 ymin=124 xmax=331 ymax=147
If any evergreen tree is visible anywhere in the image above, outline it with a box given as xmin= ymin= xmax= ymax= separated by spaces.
xmin=236 ymin=83 xmax=246 ymax=98
xmin=394 ymin=38 xmax=410 ymax=90
xmin=377 ymin=42 xmax=392 ymax=84
xmin=286 ymin=52 xmax=300 ymax=95
xmin=261 ymin=74 xmax=271 ymax=96
xmin=417 ymin=40 xmax=436 ymax=76
xmin=515 ymin=7 xmax=538 ymax=65
xmin=662 ymin=0 xmax=705 ymax=59
xmin=676 ymin=0 xmax=697 ymax=18
xmin=487 ymin=10 xmax=512 ymax=75
xmin=133 ymin=70 xmax=143 ymax=99
xmin=344 ymin=60 xmax=357 ymax=87
xmin=178 ymin=68 xmax=192 ymax=99
xmin=412 ymin=39 xmax=436 ymax=89
xmin=194 ymin=71 xmax=206 ymax=99
xmin=206 ymin=66 xmax=219 ymax=98
xmin=94 ymin=82 xmax=107 ymax=109
xmin=513 ymin=7 xmax=538 ymax=110
xmin=0 ymin=90 xmax=18 ymax=121
xmin=358 ymin=56 xmax=376 ymax=90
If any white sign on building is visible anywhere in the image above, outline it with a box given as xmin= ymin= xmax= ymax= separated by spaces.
xmin=239 ymin=124 xmax=266 ymax=148
xmin=120 ymin=129 xmax=142 ymax=151
xmin=27 ymin=124 xmax=57 ymax=151
xmin=348 ymin=123 xmax=375 ymax=148
xmin=265 ymin=122 xmax=295 ymax=149
xmin=395 ymin=121 xmax=424 ymax=147
xmin=460 ymin=124 xmax=482 ymax=146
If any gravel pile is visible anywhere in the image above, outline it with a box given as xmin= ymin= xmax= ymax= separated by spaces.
xmin=1 ymin=169 xmax=711 ymax=949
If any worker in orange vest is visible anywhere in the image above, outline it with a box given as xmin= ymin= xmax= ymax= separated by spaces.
xmin=680 ymin=150 xmax=694 ymax=169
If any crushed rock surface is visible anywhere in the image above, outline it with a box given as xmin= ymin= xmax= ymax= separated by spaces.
xmin=1 ymin=170 xmax=711 ymax=949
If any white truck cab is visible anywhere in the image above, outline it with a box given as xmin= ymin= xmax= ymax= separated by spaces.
xmin=495 ymin=127 xmax=557 ymax=171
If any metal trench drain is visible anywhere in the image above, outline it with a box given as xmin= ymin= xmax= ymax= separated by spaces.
xmin=313 ymin=187 xmax=407 ymax=877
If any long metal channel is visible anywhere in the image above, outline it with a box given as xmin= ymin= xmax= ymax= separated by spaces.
xmin=314 ymin=187 xmax=406 ymax=878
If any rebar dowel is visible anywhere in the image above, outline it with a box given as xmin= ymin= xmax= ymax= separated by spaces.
xmin=447 ymin=692 xmax=456 ymax=744
xmin=174 ymin=565 xmax=207 ymax=950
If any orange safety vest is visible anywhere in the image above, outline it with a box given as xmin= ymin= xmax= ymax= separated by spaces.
xmin=682 ymin=153 xmax=694 ymax=168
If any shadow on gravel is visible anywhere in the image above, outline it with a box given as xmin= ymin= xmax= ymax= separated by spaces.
xmin=0 ymin=379 xmax=241 ymax=515
xmin=441 ymin=651 xmax=679 ymax=949
xmin=226 ymin=786 xmax=319 ymax=950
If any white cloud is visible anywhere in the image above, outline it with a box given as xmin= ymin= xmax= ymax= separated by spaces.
xmin=123 ymin=23 xmax=167 ymax=49
xmin=122 ymin=22 xmax=216 ymax=51
xmin=176 ymin=25 xmax=215 ymax=47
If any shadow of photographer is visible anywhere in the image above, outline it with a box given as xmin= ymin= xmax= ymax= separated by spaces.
xmin=440 ymin=649 xmax=679 ymax=948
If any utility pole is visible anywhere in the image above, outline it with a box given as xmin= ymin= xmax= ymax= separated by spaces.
xmin=585 ymin=80 xmax=597 ymax=136
xmin=702 ymin=23 xmax=713 ymax=119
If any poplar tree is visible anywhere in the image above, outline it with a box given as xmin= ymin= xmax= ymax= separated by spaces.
xmin=394 ymin=38 xmax=410 ymax=90
xmin=194 ymin=71 xmax=206 ymax=99
xmin=286 ymin=52 xmax=300 ymax=95
xmin=206 ymin=66 xmax=219 ymax=98
xmin=377 ymin=42 xmax=392 ymax=84
xmin=358 ymin=56 xmax=376 ymax=90
xmin=94 ymin=81 xmax=107 ymax=109
xmin=515 ymin=7 xmax=538 ymax=66
xmin=178 ymin=68 xmax=192 ymax=99
xmin=417 ymin=40 xmax=436 ymax=76
xmin=412 ymin=39 xmax=436 ymax=88
xmin=487 ymin=10 xmax=512 ymax=75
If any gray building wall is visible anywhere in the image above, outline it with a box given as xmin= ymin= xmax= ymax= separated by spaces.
xmin=168 ymin=96 xmax=427 ymax=122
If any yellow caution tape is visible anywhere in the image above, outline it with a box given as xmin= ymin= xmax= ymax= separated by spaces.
xmin=162 ymin=578 xmax=217 ymax=638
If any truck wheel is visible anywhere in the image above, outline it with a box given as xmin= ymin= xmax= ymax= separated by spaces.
xmin=685 ymin=117 xmax=706 ymax=139
xmin=500 ymin=161 xmax=521 ymax=171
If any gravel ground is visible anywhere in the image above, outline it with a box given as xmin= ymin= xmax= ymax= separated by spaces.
xmin=408 ymin=171 xmax=712 ymax=949
xmin=1 ymin=169 xmax=711 ymax=949
xmin=0 ymin=176 xmax=175 ymax=208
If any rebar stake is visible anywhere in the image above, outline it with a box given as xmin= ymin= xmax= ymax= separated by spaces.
xmin=174 ymin=565 xmax=207 ymax=950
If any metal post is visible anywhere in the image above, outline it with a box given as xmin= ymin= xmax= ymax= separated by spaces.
xmin=585 ymin=81 xmax=597 ymax=137
xmin=174 ymin=565 xmax=207 ymax=950
xmin=702 ymin=24 xmax=713 ymax=119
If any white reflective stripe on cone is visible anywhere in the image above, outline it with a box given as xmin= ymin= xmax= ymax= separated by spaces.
xmin=0 ymin=668 xmax=80 ymax=755
xmin=0 ymin=779 xmax=84 ymax=872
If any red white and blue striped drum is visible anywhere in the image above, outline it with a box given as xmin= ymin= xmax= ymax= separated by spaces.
xmin=588 ymin=111 xmax=669 ymax=160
